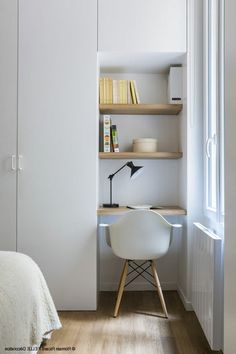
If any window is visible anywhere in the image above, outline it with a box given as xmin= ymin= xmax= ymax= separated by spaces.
xmin=204 ymin=0 xmax=224 ymax=222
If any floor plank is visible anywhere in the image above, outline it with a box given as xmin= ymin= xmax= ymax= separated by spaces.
xmin=45 ymin=291 xmax=221 ymax=354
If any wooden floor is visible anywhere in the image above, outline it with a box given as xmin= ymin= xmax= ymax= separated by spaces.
xmin=46 ymin=291 xmax=221 ymax=354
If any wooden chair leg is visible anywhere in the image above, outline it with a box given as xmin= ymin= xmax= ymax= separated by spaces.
xmin=114 ymin=260 xmax=129 ymax=318
xmin=151 ymin=260 xmax=168 ymax=318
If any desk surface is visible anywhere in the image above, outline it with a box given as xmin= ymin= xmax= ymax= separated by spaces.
xmin=97 ymin=206 xmax=186 ymax=216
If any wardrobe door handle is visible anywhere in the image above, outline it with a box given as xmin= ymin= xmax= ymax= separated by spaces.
xmin=206 ymin=137 xmax=212 ymax=158
xmin=11 ymin=155 xmax=16 ymax=171
xmin=206 ymin=134 xmax=217 ymax=158
xmin=18 ymin=155 xmax=23 ymax=171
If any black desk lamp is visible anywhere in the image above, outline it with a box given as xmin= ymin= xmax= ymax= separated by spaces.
xmin=103 ymin=161 xmax=143 ymax=208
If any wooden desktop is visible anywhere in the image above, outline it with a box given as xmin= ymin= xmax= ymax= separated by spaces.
xmin=97 ymin=206 xmax=187 ymax=216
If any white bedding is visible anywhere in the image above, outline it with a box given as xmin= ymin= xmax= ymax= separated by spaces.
xmin=0 ymin=251 xmax=61 ymax=353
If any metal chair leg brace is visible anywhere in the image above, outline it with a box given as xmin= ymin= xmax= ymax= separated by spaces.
xmin=125 ymin=260 xmax=156 ymax=288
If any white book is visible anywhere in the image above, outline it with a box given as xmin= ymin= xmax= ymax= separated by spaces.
xmin=123 ymin=80 xmax=128 ymax=104
xmin=103 ymin=115 xmax=111 ymax=152
xmin=118 ymin=80 xmax=125 ymax=104
xmin=133 ymin=80 xmax=141 ymax=104
xmin=113 ymin=80 xmax=118 ymax=104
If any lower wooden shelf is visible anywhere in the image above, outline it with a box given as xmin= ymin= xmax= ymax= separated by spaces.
xmin=97 ymin=206 xmax=187 ymax=216
xmin=99 ymin=152 xmax=183 ymax=159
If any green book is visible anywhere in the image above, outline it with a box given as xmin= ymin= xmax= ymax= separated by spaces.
xmin=111 ymin=125 xmax=119 ymax=152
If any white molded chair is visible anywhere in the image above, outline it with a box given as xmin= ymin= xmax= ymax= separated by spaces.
xmin=101 ymin=210 xmax=182 ymax=318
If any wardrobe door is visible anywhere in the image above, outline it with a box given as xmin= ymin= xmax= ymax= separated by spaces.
xmin=0 ymin=0 xmax=17 ymax=251
xmin=17 ymin=0 xmax=98 ymax=310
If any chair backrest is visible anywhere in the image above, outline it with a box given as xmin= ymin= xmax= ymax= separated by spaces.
xmin=109 ymin=210 xmax=173 ymax=260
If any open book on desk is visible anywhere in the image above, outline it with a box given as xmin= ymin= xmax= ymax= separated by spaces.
xmin=126 ymin=205 xmax=164 ymax=210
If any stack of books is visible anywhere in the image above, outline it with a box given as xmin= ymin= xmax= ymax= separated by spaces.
xmin=99 ymin=77 xmax=113 ymax=104
xmin=99 ymin=77 xmax=140 ymax=104
xmin=103 ymin=115 xmax=119 ymax=152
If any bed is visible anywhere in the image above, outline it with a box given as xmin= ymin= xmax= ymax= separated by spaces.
xmin=0 ymin=251 xmax=61 ymax=353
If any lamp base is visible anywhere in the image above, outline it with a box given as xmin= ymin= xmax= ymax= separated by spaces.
xmin=102 ymin=203 xmax=119 ymax=208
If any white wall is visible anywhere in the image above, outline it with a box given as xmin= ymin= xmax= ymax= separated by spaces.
xmin=224 ymin=0 xmax=236 ymax=352
xmin=98 ymin=0 xmax=186 ymax=52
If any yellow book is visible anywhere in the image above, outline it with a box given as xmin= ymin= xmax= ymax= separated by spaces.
xmin=99 ymin=78 xmax=104 ymax=104
xmin=105 ymin=77 xmax=109 ymax=104
xmin=130 ymin=80 xmax=137 ymax=104
xmin=101 ymin=77 xmax=106 ymax=104
xmin=108 ymin=78 xmax=113 ymax=104
xmin=117 ymin=80 xmax=120 ymax=103
xmin=118 ymin=80 xmax=123 ymax=104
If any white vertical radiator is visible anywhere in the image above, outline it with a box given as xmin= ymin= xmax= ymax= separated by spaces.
xmin=192 ymin=223 xmax=223 ymax=350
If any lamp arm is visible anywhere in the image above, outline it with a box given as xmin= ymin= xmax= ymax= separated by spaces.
xmin=107 ymin=162 xmax=129 ymax=205
xmin=110 ymin=178 xmax=113 ymax=205
xmin=108 ymin=162 xmax=129 ymax=180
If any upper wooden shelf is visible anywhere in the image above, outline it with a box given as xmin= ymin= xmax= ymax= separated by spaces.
xmin=99 ymin=152 xmax=183 ymax=159
xmin=99 ymin=103 xmax=183 ymax=115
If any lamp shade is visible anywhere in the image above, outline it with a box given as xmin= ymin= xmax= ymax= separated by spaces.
xmin=126 ymin=161 xmax=143 ymax=179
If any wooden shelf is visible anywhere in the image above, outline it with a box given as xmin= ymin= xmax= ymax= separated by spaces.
xmin=99 ymin=152 xmax=183 ymax=159
xmin=99 ymin=103 xmax=182 ymax=115
xmin=97 ymin=206 xmax=187 ymax=216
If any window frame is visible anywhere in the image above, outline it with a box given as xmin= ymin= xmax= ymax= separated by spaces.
xmin=203 ymin=0 xmax=224 ymax=227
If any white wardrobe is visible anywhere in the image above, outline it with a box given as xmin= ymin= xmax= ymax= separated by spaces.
xmin=0 ymin=0 xmax=98 ymax=310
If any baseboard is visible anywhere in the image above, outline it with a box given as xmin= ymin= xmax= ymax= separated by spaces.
xmin=100 ymin=281 xmax=177 ymax=291
xmin=177 ymin=286 xmax=193 ymax=311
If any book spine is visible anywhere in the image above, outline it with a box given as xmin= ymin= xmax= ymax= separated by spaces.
xmin=116 ymin=80 xmax=120 ymax=104
xmin=108 ymin=78 xmax=113 ymax=104
xmin=127 ymin=80 xmax=131 ymax=104
xmin=104 ymin=77 xmax=110 ymax=104
xmin=133 ymin=80 xmax=140 ymax=104
xmin=111 ymin=125 xmax=119 ymax=152
xmin=122 ymin=80 xmax=126 ymax=103
xmin=99 ymin=78 xmax=104 ymax=104
xmin=113 ymin=80 xmax=118 ymax=104
xmin=130 ymin=80 xmax=137 ymax=104
xmin=118 ymin=80 xmax=123 ymax=104
xmin=103 ymin=77 xmax=107 ymax=104
xmin=103 ymin=115 xmax=111 ymax=152
xmin=123 ymin=80 xmax=128 ymax=104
